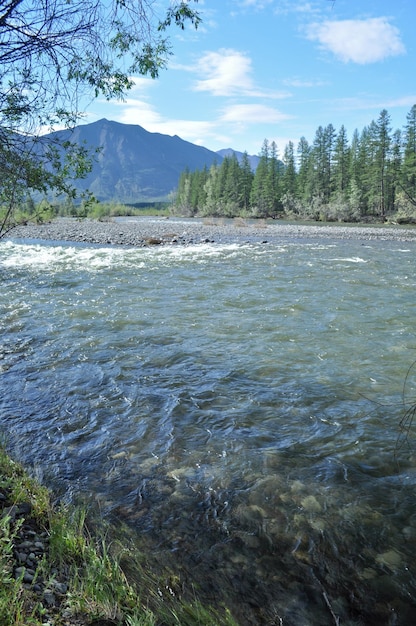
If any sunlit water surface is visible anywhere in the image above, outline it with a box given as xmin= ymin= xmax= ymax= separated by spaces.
xmin=1 ymin=235 xmax=416 ymax=624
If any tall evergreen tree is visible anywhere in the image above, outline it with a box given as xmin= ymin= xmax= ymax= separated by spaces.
xmin=373 ymin=109 xmax=392 ymax=218
xmin=266 ymin=141 xmax=282 ymax=215
xmin=282 ymin=141 xmax=297 ymax=197
xmin=216 ymin=157 xmax=230 ymax=214
xmin=333 ymin=125 xmax=350 ymax=197
xmin=296 ymin=136 xmax=312 ymax=204
xmin=310 ymin=124 xmax=336 ymax=203
xmin=202 ymin=163 xmax=221 ymax=216
xmin=223 ymin=154 xmax=243 ymax=216
xmin=250 ymin=139 xmax=270 ymax=217
xmin=389 ymin=129 xmax=402 ymax=212
xmin=355 ymin=124 xmax=377 ymax=215
xmin=402 ymin=104 xmax=416 ymax=206
xmin=324 ymin=123 xmax=337 ymax=200
xmin=240 ymin=152 xmax=254 ymax=213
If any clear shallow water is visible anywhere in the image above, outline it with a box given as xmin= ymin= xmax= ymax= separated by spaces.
xmin=1 ymin=236 xmax=416 ymax=624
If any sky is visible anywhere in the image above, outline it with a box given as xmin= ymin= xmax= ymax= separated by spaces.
xmin=86 ymin=0 xmax=416 ymax=157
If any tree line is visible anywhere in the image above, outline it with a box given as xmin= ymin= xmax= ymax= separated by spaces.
xmin=173 ymin=106 xmax=416 ymax=223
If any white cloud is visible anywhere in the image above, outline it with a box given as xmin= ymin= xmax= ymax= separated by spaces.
xmin=333 ymin=94 xmax=416 ymax=112
xmin=192 ymin=49 xmax=289 ymax=98
xmin=239 ymin=0 xmax=273 ymax=8
xmin=384 ymin=96 xmax=416 ymax=109
xmin=115 ymin=102 xmax=225 ymax=146
xmin=193 ymin=49 xmax=254 ymax=96
xmin=283 ymin=77 xmax=327 ymax=88
xmin=236 ymin=0 xmax=317 ymax=14
xmin=305 ymin=17 xmax=405 ymax=64
xmin=117 ymin=100 xmax=163 ymax=128
xmin=273 ymin=1 xmax=320 ymax=16
xmin=220 ymin=103 xmax=292 ymax=124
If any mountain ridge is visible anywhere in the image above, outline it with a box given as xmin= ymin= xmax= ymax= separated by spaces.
xmin=45 ymin=119 xmax=258 ymax=203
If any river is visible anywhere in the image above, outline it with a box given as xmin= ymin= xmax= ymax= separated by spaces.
xmin=1 ymin=233 xmax=416 ymax=624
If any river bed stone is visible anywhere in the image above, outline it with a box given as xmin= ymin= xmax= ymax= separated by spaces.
xmin=7 ymin=216 xmax=416 ymax=247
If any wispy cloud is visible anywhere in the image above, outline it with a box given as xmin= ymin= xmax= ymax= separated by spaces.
xmin=273 ymin=1 xmax=320 ymax=16
xmin=237 ymin=0 xmax=273 ymax=9
xmin=192 ymin=49 xmax=290 ymax=98
xmin=333 ymin=94 xmax=416 ymax=112
xmin=305 ymin=17 xmax=405 ymax=64
xmin=112 ymin=97 xmax=220 ymax=145
xmin=220 ymin=103 xmax=292 ymax=124
xmin=283 ymin=77 xmax=328 ymax=88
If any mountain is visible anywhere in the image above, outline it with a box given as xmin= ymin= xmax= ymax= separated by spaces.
xmin=47 ymin=119 xmax=223 ymax=203
xmin=216 ymin=148 xmax=260 ymax=172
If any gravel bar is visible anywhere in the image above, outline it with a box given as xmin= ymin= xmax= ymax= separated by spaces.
xmin=7 ymin=216 xmax=416 ymax=246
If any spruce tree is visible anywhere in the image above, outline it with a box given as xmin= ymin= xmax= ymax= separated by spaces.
xmin=297 ymin=136 xmax=313 ymax=206
xmin=373 ymin=109 xmax=392 ymax=218
xmin=333 ymin=125 xmax=351 ymax=197
xmin=250 ymin=139 xmax=270 ymax=217
xmin=402 ymin=104 xmax=416 ymax=206
xmin=240 ymin=152 xmax=254 ymax=213
xmin=266 ymin=141 xmax=282 ymax=216
xmin=282 ymin=141 xmax=297 ymax=197
xmin=223 ymin=154 xmax=243 ymax=216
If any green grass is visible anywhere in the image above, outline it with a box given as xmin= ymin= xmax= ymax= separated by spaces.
xmin=0 ymin=446 xmax=238 ymax=626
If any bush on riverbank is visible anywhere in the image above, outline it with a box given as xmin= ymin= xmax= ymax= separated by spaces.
xmin=0 ymin=446 xmax=237 ymax=626
xmin=73 ymin=201 xmax=170 ymax=220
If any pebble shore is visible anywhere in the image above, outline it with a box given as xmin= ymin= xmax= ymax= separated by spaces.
xmin=0 ymin=487 xmax=83 ymax=625
xmin=8 ymin=216 xmax=416 ymax=246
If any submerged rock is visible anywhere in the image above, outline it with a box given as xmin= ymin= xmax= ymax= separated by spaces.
xmin=375 ymin=549 xmax=402 ymax=570
xmin=300 ymin=495 xmax=322 ymax=513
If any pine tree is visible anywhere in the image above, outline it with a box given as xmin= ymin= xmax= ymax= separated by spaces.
xmin=202 ymin=163 xmax=221 ymax=216
xmin=355 ymin=124 xmax=376 ymax=215
xmin=266 ymin=141 xmax=282 ymax=215
xmin=389 ymin=129 xmax=402 ymax=213
xmin=296 ymin=136 xmax=313 ymax=206
xmin=223 ymin=154 xmax=243 ymax=216
xmin=373 ymin=109 xmax=392 ymax=218
xmin=310 ymin=124 xmax=336 ymax=204
xmin=349 ymin=128 xmax=361 ymax=194
xmin=282 ymin=141 xmax=297 ymax=197
xmin=216 ymin=157 xmax=230 ymax=214
xmin=332 ymin=125 xmax=350 ymax=197
xmin=240 ymin=152 xmax=254 ymax=213
xmin=250 ymin=139 xmax=270 ymax=217
xmin=402 ymin=104 xmax=416 ymax=206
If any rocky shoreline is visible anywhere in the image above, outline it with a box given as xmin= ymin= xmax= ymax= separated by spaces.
xmin=0 ymin=491 xmax=73 ymax=623
xmin=7 ymin=216 xmax=416 ymax=246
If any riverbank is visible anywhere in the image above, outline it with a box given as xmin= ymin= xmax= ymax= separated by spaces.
xmin=7 ymin=216 xmax=416 ymax=246
xmin=0 ymin=446 xmax=237 ymax=626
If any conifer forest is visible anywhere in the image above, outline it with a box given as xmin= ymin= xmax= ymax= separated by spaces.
xmin=174 ymin=106 xmax=416 ymax=223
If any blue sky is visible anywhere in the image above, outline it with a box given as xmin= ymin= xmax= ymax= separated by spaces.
xmin=87 ymin=0 xmax=416 ymax=156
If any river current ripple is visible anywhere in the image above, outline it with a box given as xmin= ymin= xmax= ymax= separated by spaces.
xmin=1 ymin=236 xmax=416 ymax=624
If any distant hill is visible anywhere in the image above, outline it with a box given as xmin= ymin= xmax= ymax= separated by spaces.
xmin=216 ymin=148 xmax=260 ymax=172
xmin=46 ymin=119 xmax=223 ymax=203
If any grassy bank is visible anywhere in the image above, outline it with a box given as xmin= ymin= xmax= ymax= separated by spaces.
xmin=0 ymin=446 xmax=237 ymax=626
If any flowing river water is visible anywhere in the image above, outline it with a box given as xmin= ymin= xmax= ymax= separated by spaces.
xmin=1 ymin=230 xmax=416 ymax=624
